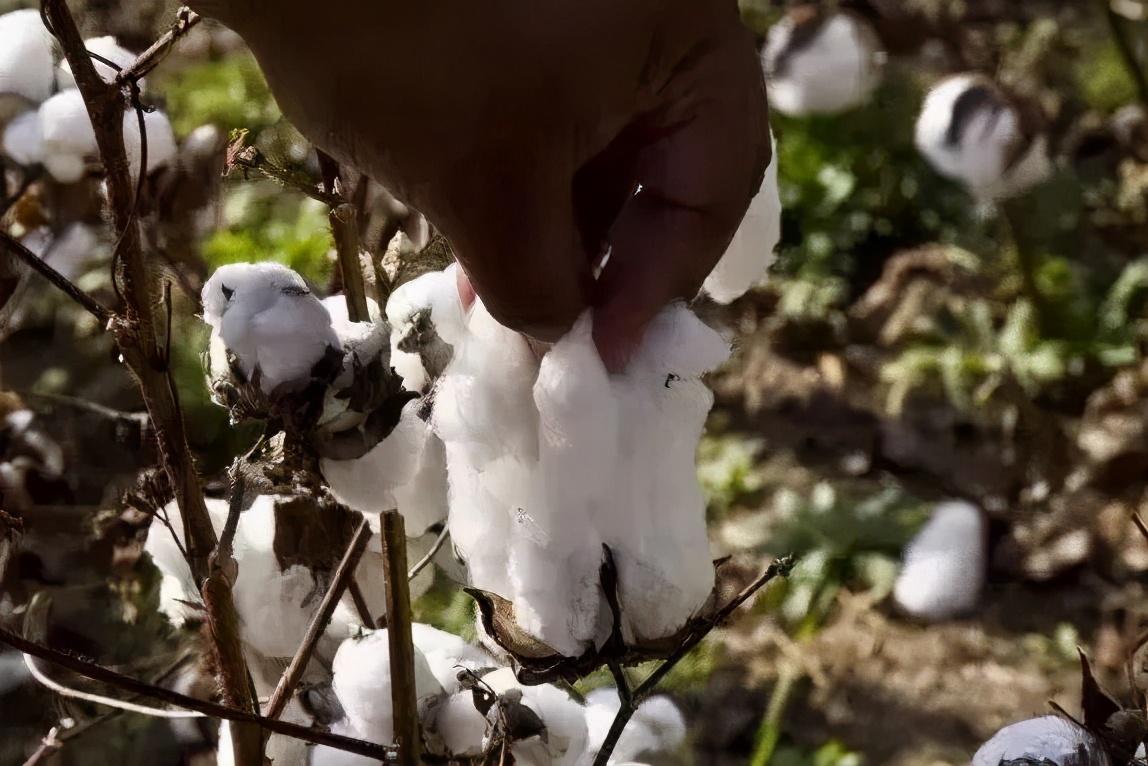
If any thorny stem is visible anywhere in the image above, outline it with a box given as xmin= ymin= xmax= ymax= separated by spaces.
xmin=40 ymin=0 xmax=260 ymax=761
xmin=408 ymin=525 xmax=449 ymax=581
xmin=0 ymin=232 xmax=112 ymax=324
xmin=264 ymin=519 xmax=372 ymax=720
xmin=591 ymin=555 xmax=794 ymax=766
xmin=381 ymin=510 xmax=420 ymax=766
xmin=0 ymin=626 xmax=399 ymax=760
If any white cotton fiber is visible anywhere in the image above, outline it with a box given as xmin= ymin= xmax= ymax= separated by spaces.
xmin=202 ymin=262 xmax=341 ymax=394
xmin=38 ymin=89 xmax=96 ymax=183
xmin=0 ymin=10 xmax=56 ymax=103
xmin=702 ymin=132 xmax=780 ymax=304
xmin=391 ymin=431 xmax=450 ymax=536
xmin=915 ymin=74 xmax=1051 ymax=201
xmin=2 ymin=109 xmax=44 ymax=166
xmin=972 ymin=716 xmax=1110 ymax=766
xmin=218 ymin=699 xmax=310 ymax=766
xmin=144 ymin=497 xmax=231 ymax=626
xmin=435 ymin=301 xmax=728 ymax=653
xmin=122 ymin=108 xmax=177 ymax=178
xmin=432 ymin=691 xmax=488 ymax=756
xmin=893 ymin=500 xmax=986 ymax=621
xmin=412 ymin=622 xmax=495 ymax=692
xmin=483 ymin=668 xmax=588 ymax=766
xmin=309 ymin=718 xmax=382 ymax=766
xmin=580 ymin=688 xmax=687 ymax=765
xmin=331 ymin=628 xmax=444 ymax=742
xmin=385 ymin=264 xmax=466 ymax=393
xmin=763 ymin=11 xmax=882 ymax=116
xmin=57 ymin=36 xmax=143 ymax=91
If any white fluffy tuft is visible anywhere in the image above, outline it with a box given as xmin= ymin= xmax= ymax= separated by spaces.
xmin=893 ymin=500 xmax=986 ymax=620
xmin=0 ymin=9 xmax=56 ymax=103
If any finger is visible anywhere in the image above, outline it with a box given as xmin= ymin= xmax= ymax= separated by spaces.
xmin=435 ymin=141 xmax=592 ymax=342
xmin=592 ymin=24 xmax=770 ymax=371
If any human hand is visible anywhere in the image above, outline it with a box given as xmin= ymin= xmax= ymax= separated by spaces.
xmin=188 ymin=0 xmax=770 ymax=370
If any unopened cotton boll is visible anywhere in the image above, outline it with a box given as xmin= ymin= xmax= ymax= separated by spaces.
xmin=2 ymin=110 xmax=43 ymax=166
xmin=57 ymin=36 xmax=144 ymax=91
xmin=893 ymin=500 xmax=986 ymax=621
xmin=0 ymin=10 xmax=56 ymax=103
xmin=38 ymin=89 xmax=96 ymax=183
xmin=971 ymin=715 xmax=1111 ymax=766
xmin=202 ymin=262 xmax=341 ymax=394
xmin=702 ymin=132 xmax=780 ymax=304
xmin=763 ymin=9 xmax=883 ymax=116
xmin=915 ymin=74 xmax=1052 ymax=201
xmin=385 ymin=264 xmax=466 ymax=393
xmin=580 ymin=689 xmax=687 ymax=765
xmin=122 ymin=108 xmax=177 ymax=179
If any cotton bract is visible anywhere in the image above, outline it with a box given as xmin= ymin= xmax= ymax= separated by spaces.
xmin=763 ymin=9 xmax=883 ymax=116
xmin=915 ymin=74 xmax=1052 ymax=201
xmin=701 ymin=132 xmax=781 ymax=304
xmin=893 ymin=499 xmax=986 ymax=621
xmin=0 ymin=10 xmax=56 ymax=103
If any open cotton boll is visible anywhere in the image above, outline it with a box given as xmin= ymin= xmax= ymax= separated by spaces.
xmin=144 ymin=497 xmax=231 ymax=626
xmin=385 ymin=264 xmax=466 ymax=393
xmin=309 ymin=719 xmax=382 ymax=766
xmin=580 ymin=689 xmax=686 ymax=765
xmin=331 ymin=628 xmax=444 ymax=741
xmin=0 ymin=10 xmax=56 ymax=103
xmin=57 ymin=36 xmax=144 ymax=91
xmin=605 ymin=305 xmax=729 ymax=643
xmin=2 ymin=110 xmax=43 ymax=166
xmin=38 ymin=89 xmax=96 ymax=183
xmin=893 ymin=500 xmax=986 ymax=621
xmin=411 ymin=622 xmax=495 ymax=692
xmin=122 ymin=108 xmax=177 ymax=179
xmin=702 ymin=132 xmax=780 ymax=304
xmin=202 ymin=262 xmax=341 ymax=394
xmin=483 ymin=668 xmax=589 ymax=766
xmin=763 ymin=9 xmax=882 ymax=116
xmin=972 ymin=716 xmax=1110 ymax=766
xmin=432 ymin=691 xmax=488 ymax=756
xmin=915 ymin=74 xmax=1051 ymax=201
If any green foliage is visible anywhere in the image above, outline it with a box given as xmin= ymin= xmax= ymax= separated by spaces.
xmin=157 ymin=54 xmax=280 ymax=136
xmin=698 ymin=434 xmax=766 ymax=518
xmin=203 ymin=184 xmax=332 ymax=285
xmin=1074 ymin=39 xmax=1140 ymax=111
xmin=771 ymin=741 xmax=864 ymax=766
xmin=412 ymin=572 xmax=479 ymax=644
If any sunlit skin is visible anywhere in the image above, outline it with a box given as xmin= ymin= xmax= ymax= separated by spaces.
xmin=187 ymin=0 xmax=770 ymax=369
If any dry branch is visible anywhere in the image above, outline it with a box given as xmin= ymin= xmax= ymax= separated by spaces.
xmin=382 ymin=510 xmax=420 ymax=766
xmin=0 ymin=232 xmax=112 ymax=323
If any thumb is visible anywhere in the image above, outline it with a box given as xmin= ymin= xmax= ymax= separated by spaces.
xmin=591 ymin=27 xmax=771 ymax=372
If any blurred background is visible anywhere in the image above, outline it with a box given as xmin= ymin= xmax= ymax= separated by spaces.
xmin=3 ymin=0 xmax=1148 ymax=764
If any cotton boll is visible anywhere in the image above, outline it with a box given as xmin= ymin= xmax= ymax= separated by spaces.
xmin=122 ymin=108 xmax=177 ymax=178
xmin=431 ymin=691 xmax=488 ymax=756
xmin=0 ymin=10 xmax=56 ymax=103
xmin=411 ymin=622 xmax=495 ymax=692
xmin=2 ymin=109 xmax=43 ymax=166
xmin=144 ymin=497 xmax=231 ymax=626
xmin=702 ymin=132 xmax=780 ymax=304
xmin=39 ymin=89 xmax=96 ymax=183
xmin=581 ymin=689 xmax=686 ymax=765
xmin=385 ymin=264 xmax=466 ymax=393
xmin=893 ymin=500 xmax=986 ymax=620
xmin=57 ymin=36 xmax=144 ymax=90
xmin=201 ymin=262 xmax=341 ymax=394
xmin=971 ymin=715 xmax=1110 ymax=766
xmin=763 ymin=9 xmax=883 ymax=116
xmin=219 ymin=699 xmax=310 ymax=766
xmin=309 ymin=719 xmax=382 ymax=766
xmin=391 ymin=432 xmax=450 ymax=537
xmin=483 ymin=668 xmax=588 ymax=766
xmin=42 ymin=153 xmax=86 ymax=184
xmin=915 ymin=74 xmax=1051 ymax=201
xmin=331 ymin=628 xmax=444 ymax=740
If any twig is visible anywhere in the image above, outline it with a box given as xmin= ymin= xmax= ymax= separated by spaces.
xmin=226 ymin=141 xmax=343 ymax=207
xmin=381 ymin=510 xmax=420 ymax=766
xmin=591 ymin=555 xmax=794 ymax=766
xmin=1102 ymin=0 xmax=1148 ymax=108
xmin=265 ymin=519 xmax=372 ymax=720
xmin=114 ymin=7 xmax=201 ymax=86
xmin=40 ymin=1 xmax=259 ymax=761
xmin=0 ymin=625 xmax=397 ymax=759
xmin=349 ymin=578 xmax=378 ymax=629
xmin=332 ymin=202 xmax=370 ymax=322
xmin=0 ymin=232 xmax=112 ymax=323
xmin=1132 ymin=511 xmax=1148 ymax=544
xmin=23 ymin=654 xmax=204 ymax=718
xmin=408 ymin=525 xmax=449 ymax=581
xmin=22 ymin=725 xmax=62 ymax=766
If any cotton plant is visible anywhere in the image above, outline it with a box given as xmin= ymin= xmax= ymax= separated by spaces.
xmin=762 ymin=7 xmax=884 ymax=117
xmin=915 ymin=73 xmax=1053 ymax=202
